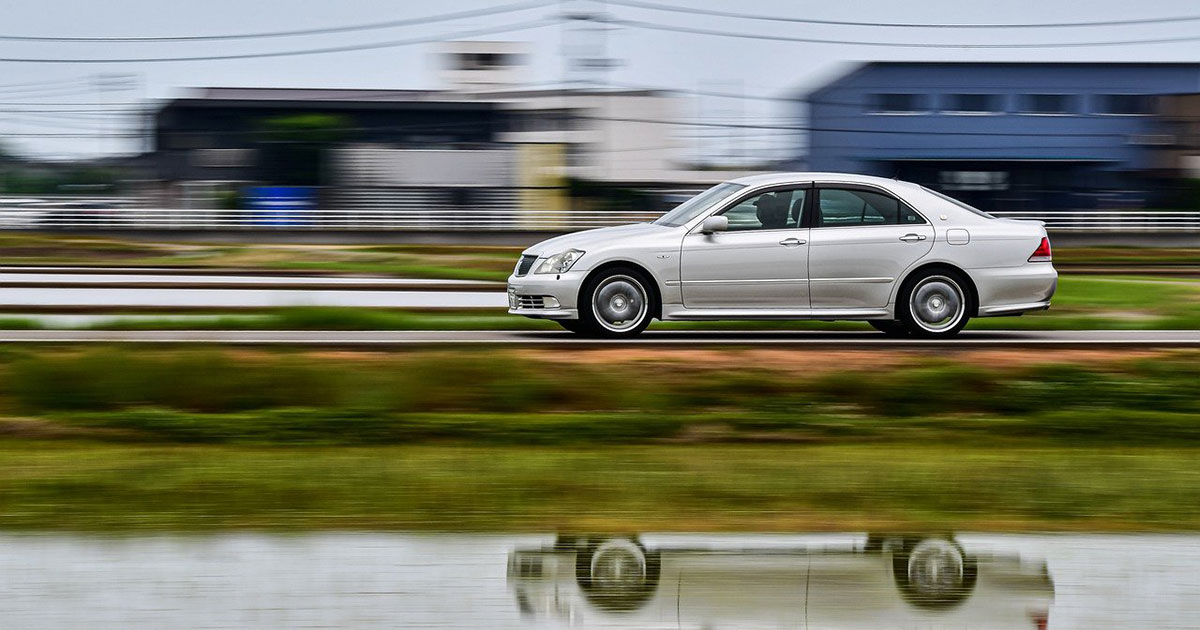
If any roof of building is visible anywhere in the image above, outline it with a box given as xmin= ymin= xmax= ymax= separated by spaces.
xmin=159 ymin=86 xmax=668 ymax=113
xmin=805 ymin=61 xmax=1200 ymax=99
xmin=187 ymin=87 xmax=446 ymax=102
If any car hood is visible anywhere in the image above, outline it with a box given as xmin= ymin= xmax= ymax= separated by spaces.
xmin=521 ymin=222 xmax=673 ymax=256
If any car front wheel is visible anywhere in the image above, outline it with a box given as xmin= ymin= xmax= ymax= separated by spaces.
xmin=899 ymin=271 xmax=971 ymax=338
xmin=578 ymin=267 xmax=654 ymax=338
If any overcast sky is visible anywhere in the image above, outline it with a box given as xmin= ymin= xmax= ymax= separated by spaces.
xmin=2 ymin=0 xmax=1199 ymax=160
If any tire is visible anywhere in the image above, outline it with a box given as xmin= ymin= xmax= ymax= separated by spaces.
xmin=578 ymin=267 xmax=655 ymax=338
xmin=556 ymin=319 xmax=591 ymax=334
xmin=892 ymin=536 xmax=978 ymax=610
xmin=869 ymin=320 xmax=909 ymax=337
xmin=897 ymin=269 xmax=972 ymax=338
xmin=575 ymin=537 xmax=661 ymax=613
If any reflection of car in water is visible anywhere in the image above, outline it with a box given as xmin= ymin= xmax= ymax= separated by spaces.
xmin=509 ymin=534 xmax=1053 ymax=628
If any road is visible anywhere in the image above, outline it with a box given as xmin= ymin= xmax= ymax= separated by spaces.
xmin=0 ymin=268 xmax=505 ymax=308
xmin=0 ymin=329 xmax=1195 ymax=346
xmin=0 ymin=287 xmax=505 ymax=309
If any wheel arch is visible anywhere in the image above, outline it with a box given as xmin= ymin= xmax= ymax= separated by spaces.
xmin=579 ymin=260 xmax=664 ymax=319
xmin=894 ymin=261 xmax=980 ymax=317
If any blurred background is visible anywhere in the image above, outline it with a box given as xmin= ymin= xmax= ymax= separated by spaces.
xmin=0 ymin=0 xmax=1198 ymax=233
xmin=2 ymin=2 xmax=1200 ymax=629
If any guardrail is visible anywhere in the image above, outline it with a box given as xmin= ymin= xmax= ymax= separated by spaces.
xmin=1 ymin=207 xmax=1199 ymax=232
xmin=990 ymin=211 xmax=1200 ymax=232
xmin=0 ymin=207 xmax=664 ymax=231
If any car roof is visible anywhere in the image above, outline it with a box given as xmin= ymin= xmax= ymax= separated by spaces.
xmin=726 ymin=172 xmax=923 ymax=192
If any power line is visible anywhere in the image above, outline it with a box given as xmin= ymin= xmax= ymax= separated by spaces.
xmin=0 ymin=77 xmax=91 ymax=92
xmin=0 ymin=0 xmax=553 ymax=42
xmin=605 ymin=16 xmax=1200 ymax=48
xmin=0 ymin=18 xmax=556 ymax=63
xmin=606 ymin=0 xmax=1200 ymax=29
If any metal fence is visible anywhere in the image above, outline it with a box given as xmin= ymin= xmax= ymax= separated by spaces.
xmin=0 ymin=206 xmax=664 ymax=231
xmin=990 ymin=211 xmax=1200 ymax=232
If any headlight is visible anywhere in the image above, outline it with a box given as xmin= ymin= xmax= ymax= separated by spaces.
xmin=534 ymin=249 xmax=585 ymax=274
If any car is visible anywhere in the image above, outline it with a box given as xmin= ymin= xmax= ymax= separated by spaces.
xmin=507 ymin=172 xmax=1058 ymax=338
xmin=508 ymin=534 xmax=1054 ymax=628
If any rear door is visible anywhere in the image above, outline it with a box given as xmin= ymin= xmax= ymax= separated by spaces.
xmin=807 ymin=185 xmax=934 ymax=309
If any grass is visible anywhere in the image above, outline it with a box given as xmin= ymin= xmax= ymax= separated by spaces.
xmin=1 ymin=443 xmax=1198 ymax=531
xmin=0 ymin=234 xmax=520 ymax=280
xmin=0 ymin=347 xmax=1196 ymax=532
xmin=0 ymin=346 xmax=1197 ymax=444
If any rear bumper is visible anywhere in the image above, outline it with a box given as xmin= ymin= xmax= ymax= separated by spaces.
xmin=971 ymin=264 xmax=1058 ymax=318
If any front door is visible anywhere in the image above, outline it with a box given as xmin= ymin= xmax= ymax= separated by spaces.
xmin=807 ymin=186 xmax=934 ymax=309
xmin=680 ymin=186 xmax=810 ymax=309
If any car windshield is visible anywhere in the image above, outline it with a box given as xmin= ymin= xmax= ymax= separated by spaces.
xmin=653 ymin=182 xmax=746 ymax=227
xmin=922 ymin=186 xmax=995 ymax=219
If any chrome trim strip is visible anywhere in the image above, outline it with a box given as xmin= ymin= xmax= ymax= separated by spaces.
xmin=809 ymin=277 xmax=894 ymax=284
xmin=507 ymin=308 xmax=577 ymax=320
xmin=680 ymin=278 xmax=808 ymax=285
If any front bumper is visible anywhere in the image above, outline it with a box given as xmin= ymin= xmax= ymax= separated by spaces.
xmin=506 ymin=270 xmax=588 ymax=320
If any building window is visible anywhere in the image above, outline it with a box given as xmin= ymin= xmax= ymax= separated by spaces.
xmin=1097 ymin=94 xmax=1155 ymax=115
xmin=944 ymin=94 xmax=1004 ymax=114
xmin=1022 ymin=94 xmax=1073 ymax=115
xmin=871 ymin=93 xmax=924 ymax=114
xmin=508 ymin=109 xmax=578 ymax=133
xmin=457 ymin=52 xmax=511 ymax=71
xmin=939 ymin=171 xmax=1010 ymax=191
xmin=190 ymin=148 xmax=255 ymax=168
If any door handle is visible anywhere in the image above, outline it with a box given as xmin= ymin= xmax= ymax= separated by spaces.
xmin=779 ymin=237 xmax=806 ymax=247
xmin=899 ymin=233 xmax=927 ymax=242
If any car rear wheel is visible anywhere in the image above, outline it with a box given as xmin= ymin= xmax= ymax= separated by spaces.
xmin=574 ymin=537 xmax=661 ymax=613
xmin=578 ymin=267 xmax=654 ymax=338
xmin=899 ymin=271 xmax=971 ymax=338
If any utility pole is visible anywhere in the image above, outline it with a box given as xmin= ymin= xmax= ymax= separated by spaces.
xmin=561 ymin=1 xmax=622 ymax=179
xmin=93 ymin=73 xmax=138 ymax=158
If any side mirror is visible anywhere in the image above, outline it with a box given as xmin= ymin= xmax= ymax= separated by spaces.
xmin=700 ymin=216 xmax=728 ymax=234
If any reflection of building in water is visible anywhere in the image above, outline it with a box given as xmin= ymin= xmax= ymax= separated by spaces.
xmin=509 ymin=534 xmax=1053 ymax=628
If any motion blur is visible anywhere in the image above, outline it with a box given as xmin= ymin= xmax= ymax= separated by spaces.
xmin=0 ymin=1 xmax=1198 ymax=628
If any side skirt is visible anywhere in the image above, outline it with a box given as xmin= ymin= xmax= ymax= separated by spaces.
xmin=660 ymin=304 xmax=892 ymax=321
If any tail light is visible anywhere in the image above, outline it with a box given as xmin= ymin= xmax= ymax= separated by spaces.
xmin=1029 ymin=611 xmax=1049 ymax=630
xmin=1029 ymin=237 xmax=1052 ymax=263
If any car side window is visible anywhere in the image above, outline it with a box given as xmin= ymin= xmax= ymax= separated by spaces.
xmin=718 ymin=188 xmax=807 ymax=231
xmin=816 ymin=188 xmax=925 ymax=227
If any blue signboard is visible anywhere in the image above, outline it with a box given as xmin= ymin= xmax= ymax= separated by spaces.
xmin=245 ymin=186 xmax=316 ymax=226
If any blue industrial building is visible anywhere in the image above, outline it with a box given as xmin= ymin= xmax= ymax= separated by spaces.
xmin=804 ymin=62 xmax=1200 ymax=211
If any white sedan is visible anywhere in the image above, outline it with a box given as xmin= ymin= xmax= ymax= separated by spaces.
xmin=507 ymin=173 xmax=1057 ymax=338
